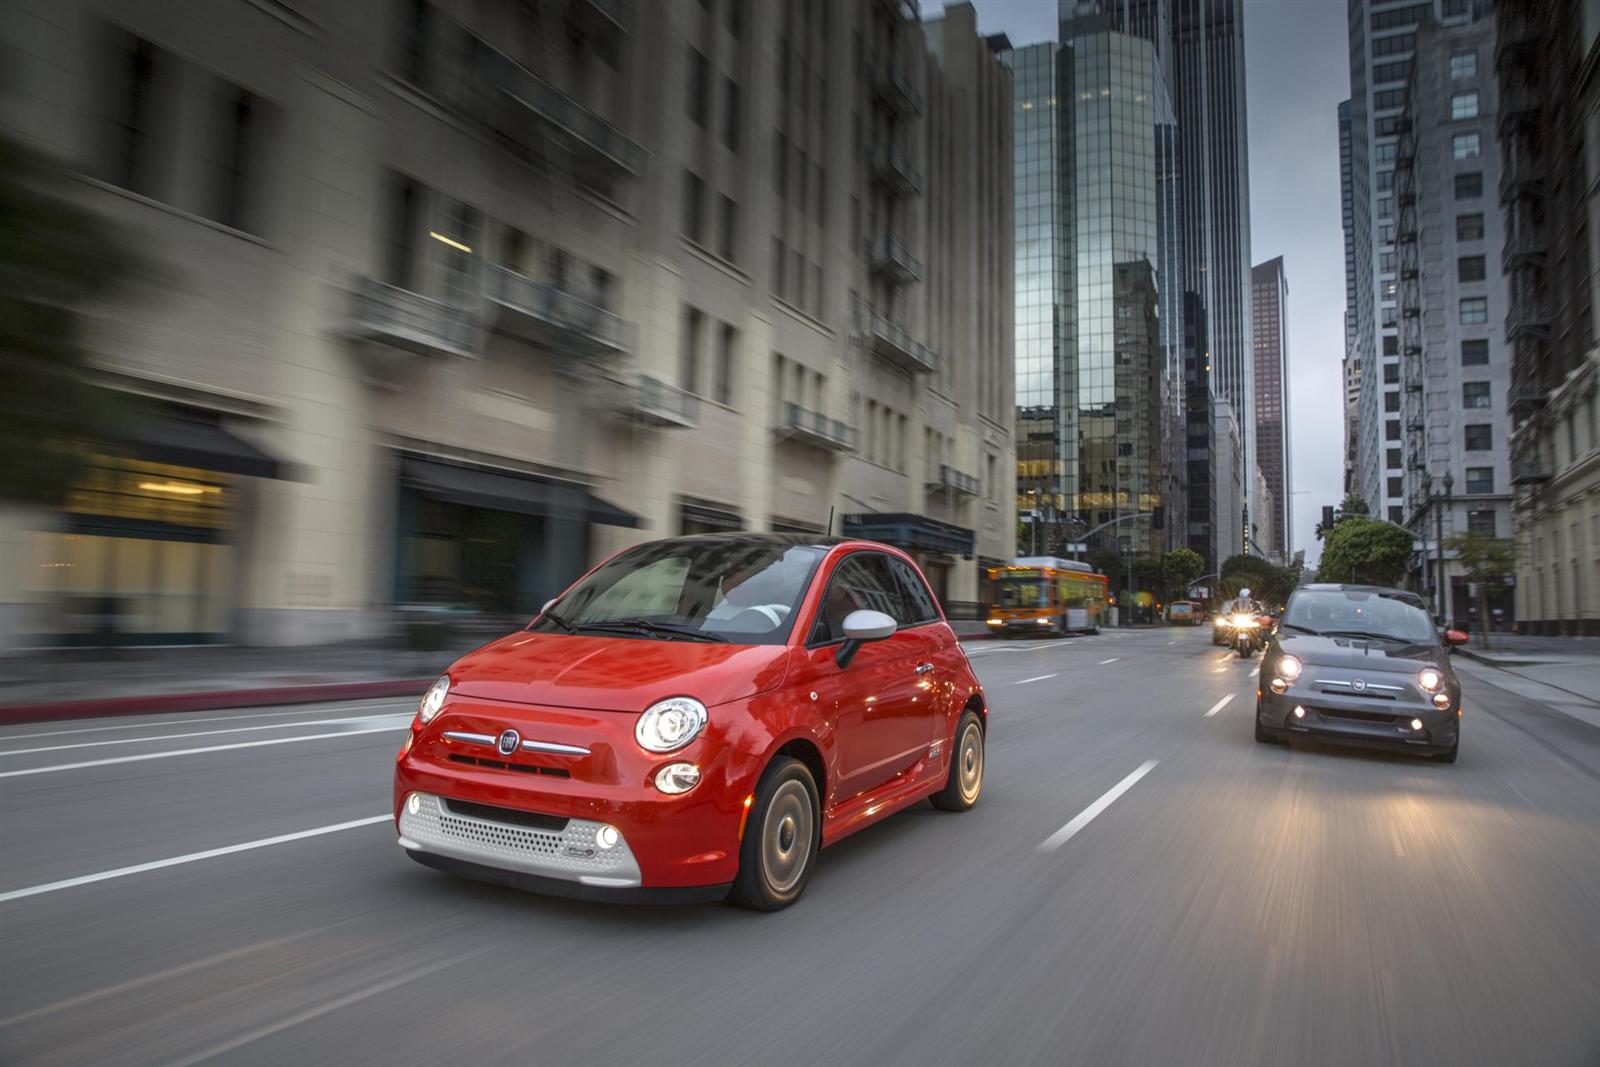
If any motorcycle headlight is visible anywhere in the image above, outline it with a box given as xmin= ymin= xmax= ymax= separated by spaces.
xmin=1417 ymin=667 xmax=1443 ymax=693
xmin=1232 ymin=615 xmax=1257 ymax=628
xmin=418 ymin=675 xmax=450 ymax=724
xmin=1278 ymin=654 xmax=1303 ymax=680
xmin=635 ymin=697 xmax=708 ymax=753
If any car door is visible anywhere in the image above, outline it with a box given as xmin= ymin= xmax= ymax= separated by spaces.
xmin=885 ymin=555 xmax=959 ymax=749
xmin=804 ymin=552 xmax=934 ymax=801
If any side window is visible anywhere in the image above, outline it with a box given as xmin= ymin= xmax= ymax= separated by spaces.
xmin=889 ymin=557 xmax=939 ymax=623
xmin=810 ymin=554 xmax=908 ymax=642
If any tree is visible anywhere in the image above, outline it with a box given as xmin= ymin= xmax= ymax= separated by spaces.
xmin=0 ymin=134 xmax=141 ymax=504
xmin=1444 ymin=532 xmax=1517 ymax=650
xmin=1317 ymin=518 xmax=1413 ymax=587
xmin=1087 ymin=547 xmax=1123 ymax=582
xmin=1162 ymin=548 xmax=1205 ymax=600
xmin=1338 ymin=494 xmax=1370 ymax=517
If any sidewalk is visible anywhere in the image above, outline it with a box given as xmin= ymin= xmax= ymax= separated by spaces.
xmin=1453 ymin=633 xmax=1600 ymax=726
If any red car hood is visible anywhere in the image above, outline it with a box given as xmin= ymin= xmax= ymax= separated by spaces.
xmin=447 ymin=631 xmax=792 ymax=712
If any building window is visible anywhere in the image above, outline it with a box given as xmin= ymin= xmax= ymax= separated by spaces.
xmin=101 ymin=32 xmax=167 ymax=198
xmin=1380 ymin=251 xmax=1396 ymax=273
xmin=773 ymin=132 xmax=786 ymax=196
xmin=772 ymin=236 xmax=785 ymax=296
xmin=1455 ymin=172 xmax=1483 ymax=199
xmin=1384 ymin=335 xmax=1399 ymax=356
xmin=1458 ymin=255 xmax=1486 ymax=282
xmin=1388 ymin=448 xmax=1403 ymax=469
xmin=1450 ymin=92 xmax=1479 ymax=120
xmin=1449 ymin=50 xmax=1477 ymax=79
xmin=1385 ymin=392 xmax=1401 ymax=413
xmin=1389 ymin=505 xmax=1405 ymax=524
xmin=680 ymin=306 xmax=704 ymax=394
xmin=1386 ymin=421 xmax=1401 ymax=442
xmin=687 ymin=47 xmax=709 ymax=126
xmin=721 ymin=77 xmax=741 ymax=151
xmin=682 ymin=171 xmax=705 ymax=243
xmin=1388 ymin=476 xmax=1404 ymax=498
xmin=1452 ymin=132 xmax=1481 ymax=160
xmin=1465 ymin=424 xmax=1492 ymax=451
xmin=1463 ymin=381 xmax=1492 ymax=408
xmin=717 ymin=195 xmax=738 ymax=262
xmin=1462 ymin=338 xmax=1489 ymax=365
xmin=1384 ymin=363 xmax=1400 ymax=384
xmin=383 ymin=172 xmax=420 ymax=290
xmin=714 ymin=323 xmax=736 ymax=406
xmin=1457 ymin=213 xmax=1484 ymax=240
xmin=1467 ymin=509 xmax=1495 ymax=536
xmin=1465 ymin=467 xmax=1494 ymax=494
xmin=1459 ymin=297 xmax=1488 ymax=324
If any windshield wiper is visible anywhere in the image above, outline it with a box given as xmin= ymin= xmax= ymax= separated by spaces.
xmin=576 ymin=619 xmax=730 ymax=643
xmin=539 ymin=609 xmax=576 ymax=634
xmin=1278 ymin=622 xmax=1321 ymax=636
xmin=1322 ymin=629 xmax=1410 ymax=643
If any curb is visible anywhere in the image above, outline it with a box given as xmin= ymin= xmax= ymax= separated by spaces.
xmin=0 ymin=678 xmax=432 ymax=727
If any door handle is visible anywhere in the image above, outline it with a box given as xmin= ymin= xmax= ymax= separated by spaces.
xmin=915 ymin=662 xmax=934 ymax=675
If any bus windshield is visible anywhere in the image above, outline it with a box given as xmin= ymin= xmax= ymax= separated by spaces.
xmin=994 ymin=577 xmax=1047 ymax=608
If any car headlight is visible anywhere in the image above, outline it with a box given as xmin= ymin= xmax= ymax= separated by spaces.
xmin=418 ymin=675 xmax=450 ymax=724
xmin=1417 ymin=667 xmax=1443 ymax=692
xmin=635 ymin=696 xmax=707 ymax=753
xmin=1278 ymin=654 xmax=1303 ymax=680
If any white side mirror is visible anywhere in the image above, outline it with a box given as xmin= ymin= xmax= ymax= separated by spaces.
xmin=542 ymin=599 xmax=557 ymax=615
xmin=842 ymin=609 xmax=897 ymax=641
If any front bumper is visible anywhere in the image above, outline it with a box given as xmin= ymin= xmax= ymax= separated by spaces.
xmin=1257 ymin=688 xmax=1459 ymax=754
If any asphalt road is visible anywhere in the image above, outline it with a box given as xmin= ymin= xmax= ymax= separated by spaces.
xmin=3 ymin=627 xmax=1599 ymax=1067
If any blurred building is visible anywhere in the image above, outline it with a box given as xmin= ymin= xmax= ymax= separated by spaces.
xmin=1395 ymin=13 xmax=1514 ymax=628
xmin=1338 ymin=97 xmax=1374 ymax=501
xmin=0 ymin=0 xmax=1014 ymax=649
xmin=1250 ymin=255 xmax=1290 ymax=560
xmin=1494 ymin=0 xmax=1600 ymax=634
xmin=1213 ymin=397 xmax=1243 ymax=560
xmin=1182 ymin=291 xmax=1216 ymax=569
xmin=1345 ymin=0 xmax=1486 ymax=526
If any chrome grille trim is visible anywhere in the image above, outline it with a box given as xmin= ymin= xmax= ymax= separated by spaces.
xmin=442 ymin=730 xmax=496 ymax=745
xmin=441 ymin=731 xmax=590 ymax=756
xmin=1313 ymin=678 xmax=1405 ymax=693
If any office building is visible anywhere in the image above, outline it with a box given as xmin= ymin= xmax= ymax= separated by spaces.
xmin=1345 ymin=0 xmax=1482 ymax=525
xmin=0 ymin=0 xmax=1015 ymax=649
xmin=1394 ymin=13 xmax=1514 ymax=626
xmin=1183 ymin=291 xmax=1217 ymax=569
xmin=1251 ymin=255 xmax=1291 ymax=560
xmin=1338 ymin=97 xmax=1372 ymax=498
xmin=1495 ymin=0 xmax=1600 ymax=633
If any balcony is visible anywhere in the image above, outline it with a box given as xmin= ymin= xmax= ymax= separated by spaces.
xmin=340 ymin=277 xmax=479 ymax=360
xmin=927 ymin=464 xmax=980 ymax=497
xmin=776 ymin=403 xmax=856 ymax=453
xmin=480 ymin=47 xmax=644 ymax=180
xmin=868 ymin=313 xmax=936 ymax=374
xmin=1502 ymin=222 xmax=1547 ymax=273
xmin=1505 ymin=301 xmax=1551 ymax=343
xmin=873 ymin=64 xmax=923 ymax=117
xmin=1509 ymin=383 xmax=1548 ymax=416
xmin=1495 ymin=5 xmax=1542 ymax=68
xmin=865 ymin=234 xmax=922 ymax=285
xmin=1498 ymin=151 xmax=1545 ymax=204
xmin=487 ymin=266 xmax=630 ymax=357
xmin=611 ymin=375 xmax=698 ymax=429
xmin=1511 ymin=450 xmax=1553 ymax=484
xmin=871 ymin=143 xmax=923 ymax=197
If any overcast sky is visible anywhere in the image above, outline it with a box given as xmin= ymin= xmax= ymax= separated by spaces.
xmin=959 ymin=0 xmax=1349 ymax=566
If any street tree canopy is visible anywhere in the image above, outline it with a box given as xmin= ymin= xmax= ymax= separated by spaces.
xmin=1317 ymin=518 xmax=1413 ymax=587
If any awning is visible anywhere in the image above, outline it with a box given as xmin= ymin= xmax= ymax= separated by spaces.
xmin=118 ymin=412 xmax=285 ymax=479
xmin=842 ymin=512 xmax=975 ymax=556
xmin=401 ymin=455 xmax=639 ymax=528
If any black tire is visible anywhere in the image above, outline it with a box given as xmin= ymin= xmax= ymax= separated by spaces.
xmin=1254 ymin=706 xmax=1278 ymax=744
xmin=1434 ymin=732 xmax=1459 ymax=764
xmin=931 ymin=710 xmax=985 ymax=812
xmin=729 ymin=757 xmax=820 ymax=911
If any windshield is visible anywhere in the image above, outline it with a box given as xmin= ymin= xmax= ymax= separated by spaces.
xmin=530 ymin=540 xmax=826 ymax=645
xmin=994 ymin=577 xmax=1047 ymax=609
xmin=1281 ymin=589 xmax=1435 ymax=643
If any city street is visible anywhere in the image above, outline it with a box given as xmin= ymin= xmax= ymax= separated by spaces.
xmin=2 ymin=628 xmax=1598 ymax=1067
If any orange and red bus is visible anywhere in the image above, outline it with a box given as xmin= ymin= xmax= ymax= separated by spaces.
xmin=984 ymin=557 xmax=1110 ymax=636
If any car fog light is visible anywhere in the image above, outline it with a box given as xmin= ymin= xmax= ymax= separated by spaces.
xmin=655 ymin=762 xmax=702 ymax=794
xmin=596 ymin=824 xmax=620 ymax=850
xmin=1293 ymin=705 xmax=1306 ymax=720
xmin=1037 ymin=617 xmax=1051 ymax=626
xmin=1410 ymin=718 xmax=1424 ymax=731
xmin=407 ymin=792 xmax=422 ymax=815
xmin=1270 ymin=677 xmax=1288 ymax=694
xmin=987 ymin=618 xmax=1002 ymax=626
xmin=1432 ymin=692 xmax=1452 ymax=709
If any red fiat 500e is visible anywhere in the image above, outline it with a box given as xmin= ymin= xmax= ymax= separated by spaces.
xmin=393 ymin=533 xmax=987 ymax=910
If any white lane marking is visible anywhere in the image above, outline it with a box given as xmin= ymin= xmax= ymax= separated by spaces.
xmin=1097 ymin=658 xmax=1120 ymax=665
xmin=0 ymin=723 xmax=409 ymax=780
xmin=0 ymin=816 xmax=390 ymax=903
xmin=1217 ymin=652 xmax=1234 ymax=662
xmin=0 ymin=931 xmax=322 ymax=1029
xmin=0 ymin=714 xmax=412 ymax=757
xmin=1036 ymin=759 xmax=1160 ymax=852
xmin=1014 ymin=674 xmax=1058 ymax=685
xmin=164 ymin=950 xmax=482 ymax=1067
xmin=1251 ymin=666 xmax=1261 ymax=678
xmin=0 ymin=700 xmax=408 ymax=741
xmin=1204 ymin=694 xmax=1234 ymax=717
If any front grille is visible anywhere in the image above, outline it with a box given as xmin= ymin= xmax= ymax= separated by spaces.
xmin=1319 ymin=707 xmax=1398 ymax=725
xmin=1315 ymin=708 xmax=1401 ymax=735
xmin=443 ymin=798 xmax=568 ymax=832
xmin=447 ymin=753 xmax=571 ymax=778
xmin=436 ymin=807 xmax=565 ymax=857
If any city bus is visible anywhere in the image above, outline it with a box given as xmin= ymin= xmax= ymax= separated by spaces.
xmin=984 ymin=557 xmax=1110 ymax=636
